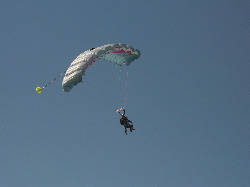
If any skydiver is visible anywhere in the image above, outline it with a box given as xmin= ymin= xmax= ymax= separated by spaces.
xmin=116 ymin=108 xmax=135 ymax=135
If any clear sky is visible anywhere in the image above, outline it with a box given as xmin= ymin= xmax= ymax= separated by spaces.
xmin=0 ymin=0 xmax=249 ymax=187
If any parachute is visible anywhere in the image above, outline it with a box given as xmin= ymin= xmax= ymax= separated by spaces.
xmin=62 ymin=43 xmax=140 ymax=92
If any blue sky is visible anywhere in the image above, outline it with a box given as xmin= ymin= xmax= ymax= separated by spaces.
xmin=0 ymin=0 xmax=249 ymax=187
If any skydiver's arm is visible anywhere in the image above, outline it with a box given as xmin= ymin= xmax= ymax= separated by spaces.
xmin=116 ymin=108 xmax=125 ymax=116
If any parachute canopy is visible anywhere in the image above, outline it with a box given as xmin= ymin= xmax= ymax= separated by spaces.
xmin=62 ymin=43 xmax=140 ymax=92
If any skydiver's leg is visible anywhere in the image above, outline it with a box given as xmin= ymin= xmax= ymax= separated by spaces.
xmin=128 ymin=120 xmax=135 ymax=129
xmin=132 ymin=125 xmax=135 ymax=130
xmin=129 ymin=125 xmax=135 ymax=132
xmin=125 ymin=127 xmax=127 ymax=135
xmin=129 ymin=126 xmax=133 ymax=132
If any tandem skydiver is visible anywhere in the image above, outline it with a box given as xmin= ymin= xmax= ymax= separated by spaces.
xmin=116 ymin=107 xmax=135 ymax=135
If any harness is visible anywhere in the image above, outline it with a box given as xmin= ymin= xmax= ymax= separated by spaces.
xmin=120 ymin=116 xmax=129 ymax=127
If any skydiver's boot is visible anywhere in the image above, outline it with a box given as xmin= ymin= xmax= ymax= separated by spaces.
xmin=130 ymin=125 xmax=135 ymax=132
